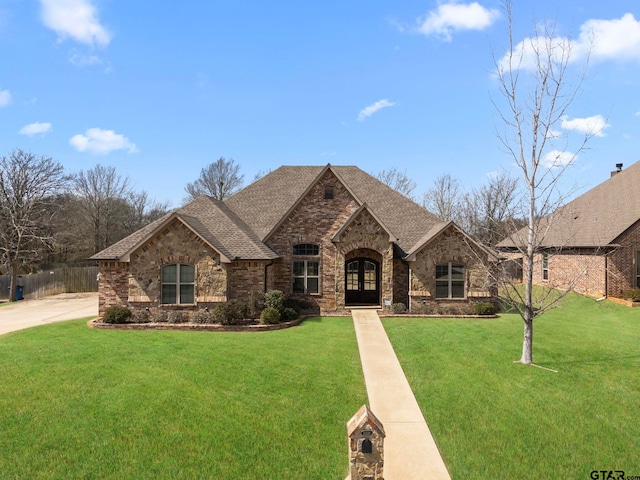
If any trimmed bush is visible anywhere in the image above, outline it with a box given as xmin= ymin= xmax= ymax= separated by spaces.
xmin=103 ymin=305 xmax=132 ymax=324
xmin=391 ymin=303 xmax=407 ymax=314
xmin=213 ymin=301 xmax=248 ymax=325
xmin=167 ymin=311 xmax=188 ymax=324
xmin=130 ymin=309 xmax=151 ymax=323
xmin=260 ymin=307 xmax=281 ymax=325
xmin=623 ymin=288 xmax=640 ymax=301
xmin=474 ymin=302 xmax=497 ymax=316
xmin=281 ymin=307 xmax=298 ymax=322
xmin=264 ymin=290 xmax=285 ymax=312
xmin=193 ymin=309 xmax=216 ymax=324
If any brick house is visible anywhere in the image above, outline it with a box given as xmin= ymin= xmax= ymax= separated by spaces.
xmin=498 ymin=161 xmax=640 ymax=298
xmin=92 ymin=165 xmax=495 ymax=316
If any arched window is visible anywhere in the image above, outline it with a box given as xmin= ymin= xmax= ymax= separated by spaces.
xmin=292 ymin=244 xmax=320 ymax=294
xmin=435 ymin=263 xmax=465 ymax=299
xmin=161 ymin=264 xmax=195 ymax=304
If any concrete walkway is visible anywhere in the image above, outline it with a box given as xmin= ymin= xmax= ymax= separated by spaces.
xmin=352 ymin=309 xmax=451 ymax=480
xmin=0 ymin=292 xmax=98 ymax=336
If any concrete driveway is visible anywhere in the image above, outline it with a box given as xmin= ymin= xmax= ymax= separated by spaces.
xmin=0 ymin=292 xmax=98 ymax=336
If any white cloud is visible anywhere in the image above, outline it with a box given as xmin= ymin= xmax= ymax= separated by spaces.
xmin=0 ymin=88 xmax=11 ymax=107
xmin=543 ymin=150 xmax=576 ymax=169
xmin=417 ymin=1 xmax=500 ymax=41
xmin=69 ymin=52 xmax=102 ymax=67
xmin=358 ymin=99 xmax=396 ymax=121
xmin=19 ymin=122 xmax=52 ymax=136
xmin=40 ymin=0 xmax=111 ymax=47
xmin=498 ymin=13 xmax=640 ymax=72
xmin=561 ymin=115 xmax=609 ymax=137
xmin=580 ymin=13 xmax=640 ymax=62
xmin=69 ymin=128 xmax=138 ymax=154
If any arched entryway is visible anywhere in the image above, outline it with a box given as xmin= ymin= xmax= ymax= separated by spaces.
xmin=345 ymin=257 xmax=380 ymax=306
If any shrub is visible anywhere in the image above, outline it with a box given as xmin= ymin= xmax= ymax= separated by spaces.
xmin=193 ymin=309 xmax=215 ymax=324
xmin=623 ymin=288 xmax=640 ymax=301
xmin=153 ymin=310 xmax=169 ymax=323
xmin=260 ymin=307 xmax=281 ymax=325
xmin=474 ymin=302 xmax=497 ymax=316
xmin=213 ymin=301 xmax=248 ymax=325
xmin=130 ymin=309 xmax=151 ymax=323
xmin=167 ymin=311 xmax=188 ymax=324
xmin=281 ymin=307 xmax=298 ymax=322
xmin=284 ymin=297 xmax=319 ymax=314
xmin=391 ymin=303 xmax=407 ymax=314
xmin=264 ymin=290 xmax=285 ymax=312
xmin=103 ymin=305 xmax=132 ymax=324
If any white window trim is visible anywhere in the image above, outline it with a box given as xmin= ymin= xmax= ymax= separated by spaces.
xmin=293 ymin=260 xmax=320 ymax=295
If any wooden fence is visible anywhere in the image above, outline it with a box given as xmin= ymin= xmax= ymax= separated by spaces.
xmin=0 ymin=266 xmax=98 ymax=300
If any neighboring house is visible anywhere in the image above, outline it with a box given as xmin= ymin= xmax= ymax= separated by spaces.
xmin=498 ymin=161 xmax=640 ymax=298
xmin=92 ymin=165 xmax=495 ymax=317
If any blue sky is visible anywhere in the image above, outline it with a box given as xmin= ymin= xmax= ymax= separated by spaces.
xmin=1 ymin=0 xmax=639 ymax=208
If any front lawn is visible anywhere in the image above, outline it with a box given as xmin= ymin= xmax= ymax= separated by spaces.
xmin=384 ymin=293 xmax=640 ymax=479
xmin=0 ymin=317 xmax=366 ymax=479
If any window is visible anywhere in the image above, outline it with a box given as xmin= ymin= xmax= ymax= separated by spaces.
xmin=542 ymin=253 xmax=549 ymax=280
xmin=293 ymin=243 xmax=320 ymax=294
xmin=324 ymin=185 xmax=334 ymax=199
xmin=161 ymin=264 xmax=195 ymax=304
xmin=636 ymin=251 xmax=640 ymax=287
xmin=435 ymin=263 xmax=465 ymax=299
xmin=292 ymin=244 xmax=319 ymax=256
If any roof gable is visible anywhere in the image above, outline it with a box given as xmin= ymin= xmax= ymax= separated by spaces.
xmin=405 ymin=221 xmax=497 ymax=261
xmin=226 ymin=164 xmax=441 ymax=253
xmin=91 ymin=196 xmax=279 ymax=262
xmin=331 ymin=203 xmax=396 ymax=244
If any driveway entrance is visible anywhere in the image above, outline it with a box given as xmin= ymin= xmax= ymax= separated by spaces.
xmin=0 ymin=293 xmax=98 ymax=336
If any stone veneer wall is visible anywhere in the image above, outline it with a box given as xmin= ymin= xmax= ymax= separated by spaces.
xmin=98 ymin=218 xmax=228 ymax=316
xmin=408 ymin=227 xmax=492 ymax=311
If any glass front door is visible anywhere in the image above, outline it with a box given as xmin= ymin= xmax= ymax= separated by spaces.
xmin=345 ymin=258 xmax=380 ymax=305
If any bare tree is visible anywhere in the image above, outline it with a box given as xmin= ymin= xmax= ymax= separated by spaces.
xmin=460 ymin=172 xmax=521 ymax=246
xmin=375 ymin=167 xmax=417 ymax=199
xmin=422 ymin=173 xmax=462 ymax=222
xmin=0 ymin=150 xmax=71 ymax=301
xmin=493 ymin=0 xmax=594 ymax=365
xmin=184 ymin=157 xmax=244 ymax=201
xmin=74 ymin=165 xmax=169 ymax=255
xmin=75 ymin=165 xmax=132 ymax=254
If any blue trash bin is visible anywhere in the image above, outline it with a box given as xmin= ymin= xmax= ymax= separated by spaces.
xmin=15 ymin=285 xmax=24 ymax=301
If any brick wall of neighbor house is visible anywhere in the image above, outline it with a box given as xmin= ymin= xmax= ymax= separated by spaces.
xmin=98 ymin=261 xmax=130 ymax=315
xmin=607 ymin=219 xmax=640 ymax=296
xmin=266 ymin=170 xmax=360 ymax=312
xmin=408 ymin=227 xmax=491 ymax=312
xmin=532 ymin=251 xmax=606 ymax=297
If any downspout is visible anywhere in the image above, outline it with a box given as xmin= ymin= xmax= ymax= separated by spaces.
xmin=264 ymin=261 xmax=273 ymax=294
xmin=604 ymin=255 xmax=608 ymax=298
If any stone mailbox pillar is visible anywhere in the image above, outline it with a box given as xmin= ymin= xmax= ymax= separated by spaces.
xmin=346 ymin=404 xmax=385 ymax=480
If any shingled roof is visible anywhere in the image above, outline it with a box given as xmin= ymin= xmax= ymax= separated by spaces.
xmin=91 ymin=195 xmax=279 ymax=261
xmin=498 ymin=161 xmax=640 ymax=249
xmin=92 ymin=164 xmax=445 ymax=262
xmin=226 ymin=165 xmax=442 ymax=254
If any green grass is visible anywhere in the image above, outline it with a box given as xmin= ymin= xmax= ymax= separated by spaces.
xmin=0 ymin=317 xmax=366 ymax=479
xmin=384 ymin=293 xmax=640 ymax=479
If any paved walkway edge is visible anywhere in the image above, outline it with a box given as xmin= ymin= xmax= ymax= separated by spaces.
xmin=352 ymin=309 xmax=451 ymax=480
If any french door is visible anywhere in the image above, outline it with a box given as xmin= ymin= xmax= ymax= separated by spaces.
xmin=345 ymin=258 xmax=380 ymax=306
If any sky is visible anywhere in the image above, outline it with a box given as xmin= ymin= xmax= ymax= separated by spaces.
xmin=1 ymin=0 xmax=639 ymax=208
